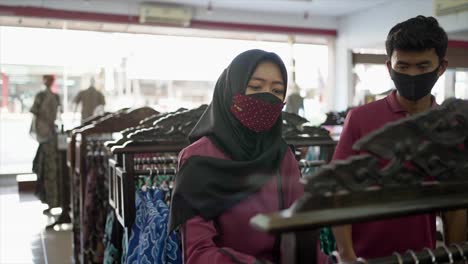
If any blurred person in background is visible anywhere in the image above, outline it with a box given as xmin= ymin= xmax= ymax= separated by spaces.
xmin=285 ymin=83 xmax=304 ymax=116
xmin=73 ymin=77 xmax=105 ymax=123
xmin=30 ymin=74 xmax=62 ymax=215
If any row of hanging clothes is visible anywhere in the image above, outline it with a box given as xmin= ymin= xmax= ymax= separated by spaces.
xmin=72 ymin=133 xmax=114 ymax=264
xmin=102 ymin=156 xmax=182 ymax=264
xmin=82 ymin=138 xmax=112 ymax=263
xmin=67 ymin=107 xmax=158 ymax=264
xmin=67 ymin=112 xmax=112 ymax=262
xmin=101 ymin=106 xmax=209 ymax=264
xmin=127 ymin=162 xmax=181 ymax=264
xmin=105 ymin=157 xmax=328 ymax=264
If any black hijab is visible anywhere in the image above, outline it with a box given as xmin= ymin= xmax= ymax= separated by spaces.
xmin=169 ymin=49 xmax=289 ymax=231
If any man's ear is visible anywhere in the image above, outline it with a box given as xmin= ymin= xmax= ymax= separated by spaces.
xmin=438 ymin=59 xmax=448 ymax=77
xmin=386 ymin=60 xmax=392 ymax=74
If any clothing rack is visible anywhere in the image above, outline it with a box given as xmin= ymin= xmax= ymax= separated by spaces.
xmin=108 ymin=106 xmax=332 ymax=228
xmin=104 ymin=111 xmax=172 ymax=210
xmin=134 ymin=155 xmax=178 ymax=169
xmin=108 ymin=105 xmax=208 ymax=238
xmin=104 ymin=108 xmax=187 ymax=150
xmin=134 ymin=168 xmax=177 ymax=176
xmin=66 ymin=112 xmax=112 ymax=263
xmin=66 ymin=112 xmax=111 ymax=215
xmin=282 ymin=111 xmax=337 ymax=163
xmin=104 ymin=110 xmax=173 ymax=202
xmin=68 ymin=107 xmax=157 ymax=264
xmin=366 ymin=243 xmax=468 ymax=264
xmin=320 ymin=109 xmax=351 ymax=126
xmin=111 ymin=146 xmax=182 ymax=231
xmin=250 ymin=98 xmax=468 ymax=264
xmin=106 ymin=106 xmax=341 ymax=262
xmin=112 ymin=106 xmax=337 ymax=228
xmin=67 ymin=112 xmax=113 ymax=187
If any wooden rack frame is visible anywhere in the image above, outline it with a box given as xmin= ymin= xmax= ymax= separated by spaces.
xmin=68 ymin=107 xmax=157 ymax=264
xmin=110 ymin=142 xmax=186 ymax=233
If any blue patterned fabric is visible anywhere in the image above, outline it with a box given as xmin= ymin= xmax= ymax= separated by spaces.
xmin=103 ymin=210 xmax=122 ymax=264
xmin=126 ymin=189 xmax=182 ymax=264
xmin=126 ymin=191 xmax=145 ymax=264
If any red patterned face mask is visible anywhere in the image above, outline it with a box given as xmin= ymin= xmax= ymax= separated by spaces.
xmin=230 ymin=93 xmax=285 ymax=133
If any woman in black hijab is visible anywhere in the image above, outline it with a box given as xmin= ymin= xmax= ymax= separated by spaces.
xmin=170 ymin=49 xmax=303 ymax=264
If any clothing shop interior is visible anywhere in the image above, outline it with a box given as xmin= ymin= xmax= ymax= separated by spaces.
xmin=1 ymin=0 xmax=468 ymax=264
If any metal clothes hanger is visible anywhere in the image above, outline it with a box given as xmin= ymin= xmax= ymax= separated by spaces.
xmin=423 ymin=248 xmax=437 ymax=264
xmin=406 ymin=250 xmax=419 ymax=264
xmin=451 ymin=244 xmax=467 ymax=264
xmin=441 ymin=245 xmax=454 ymax=264
xmin=393 ymin=252 xmax=403 ymax=264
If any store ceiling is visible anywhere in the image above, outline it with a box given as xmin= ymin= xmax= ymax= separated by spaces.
xmin=145 ymin=0 xmax=393 ymax=16
xmin=0 ymin=0 xmax=393 ymax=17
xmin=0 ymin=0 xmax=365 ymax=43
xmin=163 ymin=0 xmax=390 ymax=16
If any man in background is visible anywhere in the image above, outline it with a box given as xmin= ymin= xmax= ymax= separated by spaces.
xmin=73 ymin=77 xmax=105 ymax=123
xmin=285 ymin=83 xmax=304 ymax=116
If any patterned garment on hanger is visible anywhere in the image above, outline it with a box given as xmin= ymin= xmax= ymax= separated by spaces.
xmin=72 ymin=159 xmax=81 ymax=262
xmin=320 ymin=227 xmax=336 ymax=256
xmin=103 ymin=209 xmax=124 ymax=264
xmin=126 ymin=188 xmax=181 ymax=264
xmin=83 ymin=157 xmax=109 ymax=263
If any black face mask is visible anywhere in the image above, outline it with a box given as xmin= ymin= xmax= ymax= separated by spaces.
xmin=390 ymin=66 xmax=440 ymax=101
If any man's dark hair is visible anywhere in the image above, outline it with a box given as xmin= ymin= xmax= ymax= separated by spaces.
xmin=43 ymin=74 xmax=55 ymax=82
xmin=42 ymin=75 xmax=55 ymax=88
xmin=385 ymin=15 xmax=448 ymax=60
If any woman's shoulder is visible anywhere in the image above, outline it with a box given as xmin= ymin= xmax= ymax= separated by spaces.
xmin=178 ymin=136 xmax=229 ymax=163
xmin=280 ymin=145 xmax=299 ymax=171
xmin=283 ymin=145 xmax=296 ymax=161
xmin=181 ymin=136 xmax=217 ymax=155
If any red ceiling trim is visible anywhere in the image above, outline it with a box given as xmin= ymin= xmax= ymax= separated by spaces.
xmin=0 ymin=4 xmax=337 ymax=36
xmin=448 ymin=40 xmax=468 ymax=49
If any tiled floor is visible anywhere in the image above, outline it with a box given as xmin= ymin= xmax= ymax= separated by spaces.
xmin=0 ymin=175 xmax=73 ymax=264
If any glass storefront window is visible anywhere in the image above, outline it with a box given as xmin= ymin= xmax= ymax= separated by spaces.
xmin=0 ymin=25 xmax=330 ymax=173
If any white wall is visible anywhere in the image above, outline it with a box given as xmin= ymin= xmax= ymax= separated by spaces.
xmin=332 ymin=0 xmax=468 ymax=111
